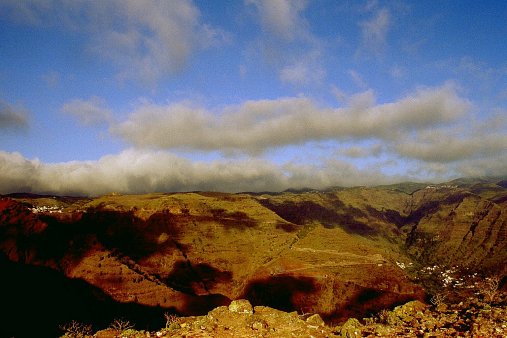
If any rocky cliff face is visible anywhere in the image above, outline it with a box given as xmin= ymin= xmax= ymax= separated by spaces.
xmin=1 ymin=178 xmax=506 ymax=335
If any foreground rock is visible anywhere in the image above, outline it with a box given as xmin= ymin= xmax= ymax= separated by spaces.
xmin=85 ymin=296 xmax=507 ymax=338
xmin=93 ymin=300 xmax=336 ymax=337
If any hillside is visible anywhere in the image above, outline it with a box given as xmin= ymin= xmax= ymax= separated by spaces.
xmin=1 ymin=178 xmax=506 ymax=336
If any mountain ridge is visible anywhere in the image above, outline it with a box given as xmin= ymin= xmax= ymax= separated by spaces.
xmin=1 ymin=177 xmax=506 ymax=336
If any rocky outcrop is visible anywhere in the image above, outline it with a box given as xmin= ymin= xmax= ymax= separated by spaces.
xmin=95 ymin=299 xmax=337 ymax=337
xmin=87 ymin=296 xmax=507 ymax=337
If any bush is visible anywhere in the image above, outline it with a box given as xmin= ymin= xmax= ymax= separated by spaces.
xmin=109 ymin=318 xmax=134 ymax=332
xmin=59 ymin=320 xmax=93 ymax=338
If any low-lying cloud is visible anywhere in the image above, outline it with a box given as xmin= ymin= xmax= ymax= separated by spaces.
xmin=0 ymin=149 xmax=402 ymax=196
xmin=2 ymin=146 xmax=505 ymax=197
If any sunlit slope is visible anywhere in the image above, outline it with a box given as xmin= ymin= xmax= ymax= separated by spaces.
xmin=1 ymin=178 xmax=506 ymax=327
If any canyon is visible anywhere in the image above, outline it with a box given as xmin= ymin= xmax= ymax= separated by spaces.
xmin=1 ymin=177 xmax=506 ymax=336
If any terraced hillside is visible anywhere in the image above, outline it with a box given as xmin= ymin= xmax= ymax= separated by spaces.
xmin=1 ymin=178 xmax=506 ymax=336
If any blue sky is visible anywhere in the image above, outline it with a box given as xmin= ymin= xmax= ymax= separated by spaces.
xmin=1 ymin=0 xmax=506 ymax=195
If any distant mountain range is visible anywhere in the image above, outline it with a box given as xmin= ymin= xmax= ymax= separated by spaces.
xmin=1 ymin=177 xmax=506 ymax=336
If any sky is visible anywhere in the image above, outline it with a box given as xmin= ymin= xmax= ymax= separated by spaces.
xmin=1 ymin=0 xmax=506 ymax=196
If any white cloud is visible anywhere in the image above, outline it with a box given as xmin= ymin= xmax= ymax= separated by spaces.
xmin=0 ymin=149 xmax=400 ymax=196
xmin=330 ymin=85 xmax=348 ymax=103
xmin=358 ymin=8 xmax=390 ymax=56
xmin=389 ymin=65 xmax=405 ymax=79
xmin=92 ymin=0 xmax=224 ymax=83
xmin=395 ymin=129 xmax=507 ymax=163
xmin=279 ymin=52 xmax=326 ymax=86
xmin=0 ymin=100 xmax=29 ymax=130
xmin=346 ymin=89 xmax=376 ymax=109
xmin=245 ymin=0 xmax=326 ymax=90
xmin=0 ymin=0 xmax=226 ymax=84
xmin=348 ymin=70 xmax=368 ymax=89
xmin=111 ymin=83 xmax=469 ymax=153
xmin=41 ymin=71 xmax=61 ymax=87
xmin=0 ymin=152 xmax=39 ymax=193
xmin=62 ymin=97 xmax=112 ymax=126
xmin=246 ymin=0 xmax=308 ymax=41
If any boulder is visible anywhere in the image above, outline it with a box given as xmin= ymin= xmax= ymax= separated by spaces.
xmin=228 ymin=299 xmax=254 ymax=314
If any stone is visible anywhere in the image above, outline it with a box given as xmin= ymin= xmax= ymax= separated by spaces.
xmin=306 ymin=313 xmax=325 ymax=326
xmin=251 ymin=320 xmax=268 ymax=330
xmin=340 ymin=318 xmax=362 ymax=337
xmin=228 ymin=299 xmax=254 ymax=314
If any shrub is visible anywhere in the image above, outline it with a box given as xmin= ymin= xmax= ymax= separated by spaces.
xmin=59 ymin=320 xmax=93 ymax=338
xmin=478 ymin=276 xmax=500 ymax=303
xmin=430 ymin=292 xmax=446 ymax=307
xmin=164 ymin=312 xmax=179 ymax=329
xmin=109 ymin=318 xmax=134 ymax=332
xmin=376 ymin=308 xmax=390 ymax=324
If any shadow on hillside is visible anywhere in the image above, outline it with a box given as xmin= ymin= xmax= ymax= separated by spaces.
xmin=275 ymin=220 xmax=300 ymax=232
xmin=259 ymin=197 xmax=378 ymax=236
xmin=165 ymin=260 xmax=233 ymax=294
xmin=240 ymin=273 xmax=423 ymax=325
xmin=242 ymin=274 xmax=317 ymax=312
xmin=30 ymin=205 xmax=260 ymax=266
xmin=324 ymin=286 xmax=421 ymax=325
xmin=208 ymin=208 xmax=259 ymax=229
xmin=0 ymin=254 xmax=235 ymax=337
xmin=0 ymin=254 xmax=170 ymax=337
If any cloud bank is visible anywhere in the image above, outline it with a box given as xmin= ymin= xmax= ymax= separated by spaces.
xmin=2 ymin=143 xmax=506 ymax=197
xmin=3 ymin=82 xmax=497 ymax=196
xmin=0 ymin=149 xmax=401 ymax=196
